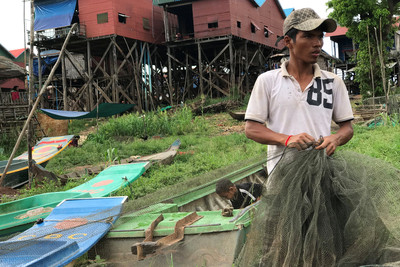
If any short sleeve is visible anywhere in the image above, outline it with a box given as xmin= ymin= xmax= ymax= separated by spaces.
xmin=332 ymin=76 xmax=354 ymax=123
xmin=245 ymin=73 xmax=270 ymax=124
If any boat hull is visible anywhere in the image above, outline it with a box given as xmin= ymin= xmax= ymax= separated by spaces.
xmin=1 ymin=135 xmax=75 ymax=188
xmin=92 ymin=227 xmax=249 ymax=267
xmin=88 ymin=159 xmax=267 ymax=265
xmin=0 ymin=197 xmax=127 ymax=266
xmin=0 ymin=161 xmax=150 ymax=238
xmin=0 ymin=160 xmax=31 ymax=188
xmin=66 ymin=162 xmax=151 ymax=197
xmin=0 ymin=191 xmax=91 ymax=237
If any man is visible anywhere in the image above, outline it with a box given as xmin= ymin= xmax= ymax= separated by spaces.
xmin=216 ymin=178 xmax=262 ymax=209
xmin=244 ymin=8 xmax=354 ymax=174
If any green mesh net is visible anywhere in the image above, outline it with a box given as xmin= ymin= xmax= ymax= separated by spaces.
xmin=236 ymin=147 xmax=400 ymax=267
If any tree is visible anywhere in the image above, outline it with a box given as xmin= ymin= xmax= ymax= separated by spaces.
xmin=327 ymin=0 xmax=400 ymax=98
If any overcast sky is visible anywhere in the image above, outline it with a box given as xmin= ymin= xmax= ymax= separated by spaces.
xmin=0 ymin=0 xmax=333 ymax=53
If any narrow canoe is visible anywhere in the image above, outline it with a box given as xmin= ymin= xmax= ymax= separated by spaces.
xmin=0 ymin=196 xmax=127 ymax=266
xmin=0 ymin=160 xmax=32 ymax=189
xmin=228 ymin=111 xmax=246 ymax=121
xmin=0 ymin=191 xmax=91 ymax=237
xmin=66 ymin=161 xmax=151 ymax=198
xmin=1 ymin=135 xmax=75 ymax=188
xmin=90 ymin=158 xmax=267 ymax=266
xmin=93 ymin=208 xmax=255 ymax=266
xmin=0 ymin=161 xmax=150 ymax=237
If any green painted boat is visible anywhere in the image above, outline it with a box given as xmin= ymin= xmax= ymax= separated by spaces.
xmin=90 ymin=158 xmax=267 ymax=266
xmin=0 ymin=161 xmax=151 ymax=238
xmin=0 ymin=191 xmax=90 ymax=237
xmin=0 ymin=160 xmax=33 ymax=189
xmin=93 ymin=209 xmax=255 ymax=266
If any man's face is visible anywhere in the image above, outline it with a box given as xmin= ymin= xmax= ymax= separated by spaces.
xmin=285 ymin=29 xmax=324 ymax=64
xmin=219 ymin=186 xmax=237 ymax=200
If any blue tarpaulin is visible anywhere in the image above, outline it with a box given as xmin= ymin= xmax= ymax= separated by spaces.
xmin=34 ymin=0 xmax=77 ymax=31
xmin=33 ymin=56 xmax=59 ymax=76
xmin=40 ymin=103 xmax=135 ymax=120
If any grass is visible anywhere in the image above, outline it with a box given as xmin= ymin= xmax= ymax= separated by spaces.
xmin=2 ymin=105 xmax=400 ymax=207
xmin=339 ymin=124 xmax=400 ymax=169
xmin=2 ymin=105 xmax=400 ymax=266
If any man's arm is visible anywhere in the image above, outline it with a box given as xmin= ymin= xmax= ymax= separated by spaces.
xmin=315 ymin=120 xmax=353 ymax=156
xmin=245 ymin=120 xmax=316 ymax=147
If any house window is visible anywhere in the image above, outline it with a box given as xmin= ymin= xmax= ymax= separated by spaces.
xmin=143 ymin=18 xmax=150 ymax=30
xmin=264 ymin=26 xmax=269 ymax=37
xmin=237 ymin=21 xmax=241 ymax=28
xmin=208 ymin=21 xmax=218 ymax=28
xmin=251 ymin=23 xmax=256 ymax=33
xmin=118 ymin=13 xmax=128 ymax=24
xmin=97 ymin=12 xmax=108 ymax=24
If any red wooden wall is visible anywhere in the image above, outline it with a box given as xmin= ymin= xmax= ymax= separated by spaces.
xmin=192 ymin=0 xmax=285 ymax=49
xmin=232 ymin=0 xmax=285 ymax=49
xmin=78 ymin=0 xmax=165 ymax=44
xmin=192 ymin=0 xmax=232 ymax=39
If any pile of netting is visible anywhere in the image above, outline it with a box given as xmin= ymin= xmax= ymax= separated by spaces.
xmin=236 ymin=147 xmax=400 ymax=267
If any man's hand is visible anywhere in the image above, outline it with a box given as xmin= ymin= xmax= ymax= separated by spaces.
xmin=314 ymin=135 xmax=339 ymax=156
xmin=314 ymin=121 xmax=354 ymax=156
xmin=287 ymin=133 xmax=316 ymax=150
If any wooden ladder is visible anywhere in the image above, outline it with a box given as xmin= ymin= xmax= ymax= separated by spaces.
xmin=32 ymin=113 xmax=47 ymax=138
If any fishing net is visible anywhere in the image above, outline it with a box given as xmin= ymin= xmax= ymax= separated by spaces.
xmin=236 ymin=146 xmax=400 ymax=267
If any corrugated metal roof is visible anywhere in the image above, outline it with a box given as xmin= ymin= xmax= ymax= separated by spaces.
xmin=325 ymin=26 xmax=348 ymax=37
xmin=9 ymin=49 xmax=26 ymax=58
xmin=254 ymin=0 xmax=266 ymax=7
xmin=284 ymin=8 xmax=294 ymax=17
xmin=154 ymin=0 xmax=266 ymax=7
xmin=153 ymin=0 xmax=192 ymax=5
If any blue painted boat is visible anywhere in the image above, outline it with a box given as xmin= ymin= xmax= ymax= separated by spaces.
xmin=0 ymin=196 xmax=127 ymax=266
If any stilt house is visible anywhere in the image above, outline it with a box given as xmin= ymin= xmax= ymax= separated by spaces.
xmin=156 ymin=0 xmax=286 ymax=100
xmin=31 ymin=0 xmax=285 ymax=112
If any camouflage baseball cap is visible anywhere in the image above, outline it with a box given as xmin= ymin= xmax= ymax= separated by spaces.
xmin=283 ymin=8 xmax=337 ymax=35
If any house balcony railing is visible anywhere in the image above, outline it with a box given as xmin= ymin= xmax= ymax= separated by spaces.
xmin=0 ymin=92 xmax=29 ymax=105
xmin=33 ymin=24 xmax=86 ymax=42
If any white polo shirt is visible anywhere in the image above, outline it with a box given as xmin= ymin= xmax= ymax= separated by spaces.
xmin=245 ymin=62 xmax=354 ymax=173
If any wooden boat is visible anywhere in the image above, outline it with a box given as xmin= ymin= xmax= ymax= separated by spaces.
xmin=0 ymin=160 xmax=33 ymax=189
xmin=0 ymin=161 xmax=150 ymax=238
xmin=90 ymin=157 xmax=267 ymax=266
xmin=59 ymin=138 xmax=180 ymax=180
xmin=0 ymin=191 xmax=90 ymax=237
xmin=0 ymin=135 xmax=75 ymax=188
xmin=66 ymin=161 xmax=151 ymax=198
xmin=126 ymin=139 xmax=181 ymax=165
xmin=0 ymin=196 xmax=127 ymax=266
xmin=228 ymin=111 xmax=246 ymax=121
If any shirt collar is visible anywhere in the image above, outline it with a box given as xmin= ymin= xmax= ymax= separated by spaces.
xmin=281 ymin=61 xmax=322 ymax=78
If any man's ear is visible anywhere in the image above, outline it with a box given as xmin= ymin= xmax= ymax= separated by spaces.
xmin=284 ymin=35 xmax=292 ymax=48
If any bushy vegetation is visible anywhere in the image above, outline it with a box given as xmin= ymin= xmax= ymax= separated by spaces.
xmin=86 ymin=106 xmax=208 ymax=143
xmin=0 ymin=132 xmax=27 ymax=161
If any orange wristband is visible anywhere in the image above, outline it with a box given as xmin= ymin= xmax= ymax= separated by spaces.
xmin=285 ymin=135 xmax=293 ymax=146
